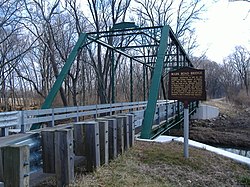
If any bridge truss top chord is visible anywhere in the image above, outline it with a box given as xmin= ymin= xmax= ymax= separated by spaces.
xmin=31 ymin=23 xmax=195 ymax=139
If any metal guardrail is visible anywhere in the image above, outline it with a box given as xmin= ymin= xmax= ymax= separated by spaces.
xmin=0 ymin=99 xmax=198 ymax=186
xmin=0 ymin=100 xmax=171 ymax=137
xmin=0 ymin=111 xmax=21 ymax=136
xmin=0 ymin=100 xmax=179 ymax=183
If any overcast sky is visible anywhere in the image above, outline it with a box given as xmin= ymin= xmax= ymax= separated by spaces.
xmin=80 ymin=0 xmax=250 ymax=63
xmin=194 ymin=0 xmax=250 ymax=63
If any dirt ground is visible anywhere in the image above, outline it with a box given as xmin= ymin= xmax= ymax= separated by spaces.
xmin=169 ymin=98 xmax=250 ymax=148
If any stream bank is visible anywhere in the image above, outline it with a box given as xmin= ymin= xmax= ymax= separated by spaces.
xmin=168 ymin=99 xmax=250 ymax=150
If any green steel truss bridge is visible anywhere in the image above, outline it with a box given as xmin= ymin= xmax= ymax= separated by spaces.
xmin=31 ymin=23 xmax=198 ymax=139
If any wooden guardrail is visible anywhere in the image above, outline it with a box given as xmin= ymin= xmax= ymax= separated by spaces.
xmin=0 ymin=100 xmax=180 ymax=186
xmin=0 ymin=113 xmax=135 ymax=186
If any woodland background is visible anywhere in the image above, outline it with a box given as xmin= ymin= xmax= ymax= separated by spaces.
xmin=0 ymin=0 xmax=249 ymax=111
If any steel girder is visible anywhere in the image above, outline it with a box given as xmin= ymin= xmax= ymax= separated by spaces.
xmin=31 ymin=23 xmax=194 ymax=133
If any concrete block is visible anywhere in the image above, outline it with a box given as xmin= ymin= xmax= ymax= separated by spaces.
xmin=191 ymin=104 xmax=219 ymax=120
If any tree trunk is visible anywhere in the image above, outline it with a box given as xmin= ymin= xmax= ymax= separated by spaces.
xmin=48 ymin=28 xmax=68 ymax=107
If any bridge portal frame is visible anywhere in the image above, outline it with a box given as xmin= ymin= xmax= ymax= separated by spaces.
xmin=31 ymin=23 xmax=195 ymax=140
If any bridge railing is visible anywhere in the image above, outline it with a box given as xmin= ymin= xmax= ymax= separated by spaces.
xmin=0 ymin=100 xmax=198 ymax=186
xmin=0 ymin=111 xmax=21 ymax=136
xmin=0 ymin=100 xmax=172 ymax=137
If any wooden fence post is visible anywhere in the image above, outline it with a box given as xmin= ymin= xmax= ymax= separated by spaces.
xmin=41 ymin=130 xmax=55 ymax=173
xmin=85 ymin=122 xmax=100 ymax=172
xmin=119 ymin=115 xmax=129 ymax=151
xmin=0 ymin=148 xmax=3 ymax=182
xmin=3 ymin=145 xmax=29 ymax=187
xmin=127 ymin=114 xmax=135 ymax=147
xmin=97 ymin=121 xmax=109 ymax=165
xmin=54 ymin=129 xmax=74 ymax=187
xmin=73 ymin=122 xmax=86 ymax=156
xmin=115 ymin=116 xmax=124 ymax=155
xmin=107 ymin=118 xmax=117 ymax=159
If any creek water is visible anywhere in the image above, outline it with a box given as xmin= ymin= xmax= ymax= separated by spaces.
xmin=219 ymin=147 xmax=250 ymax=158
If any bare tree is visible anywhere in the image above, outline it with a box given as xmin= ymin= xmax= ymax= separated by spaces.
xmin=227 ymin=46 xmax=250 ymax=95
xmin=22 ymin=0 xmax=72 ymax=107
xmin=62 ymin=0 xmax=90 ymax=106
xmin=133 ymin=0 xmax=205 ymax=54
xmin=220 ymin=61 xmax=240 ymax=100
xmin=0 ymin=0 xmax=35 ymax=110
xmin=133 ymin=0 xmax=173 ymax=27
xmin=86 ymin=0 xmax=132 ymax=104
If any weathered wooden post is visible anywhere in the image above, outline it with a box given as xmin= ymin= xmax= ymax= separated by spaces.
xmin=3 ymin=145 xmax=30 ymax=187
xmin=119 ymin=115 xmax=130 ymax=151
xmin=54 ymin=128 xmax=74 ymax=186
xmin=96 ymin=120 xmax=109 ymax=165
xmin=115 ymin=116 xmax=124 ymax=155
xmin=73 ymin=122 xmax=86 ymax=156
xmin=41 ymin=129 xmax=55 ymax=173
xmin=85 ymin=122 xmax=100 ymax=171
xmin=107 ymin=118 xmax=117 ymax=159
xmin=0 ymin=148 xmax=3 ymax=182
xmin=127 ymin=114 xmax=135 ymax=147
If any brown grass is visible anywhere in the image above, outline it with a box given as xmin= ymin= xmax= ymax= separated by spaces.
xmin=65 ymin=141 xmax=250 ymax=187
xmin=203 ymin=98 xmax=240 ymax=117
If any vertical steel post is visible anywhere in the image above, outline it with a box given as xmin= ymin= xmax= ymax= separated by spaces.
xmin=76 ymin=106 xmax=79 ymax=122
xmin=143 ymin=64 xmax=146 ymax=101
xmin=51 ymin=108 xmax=55 ymax=127
xmin=146 ymin=50 xmax=150 ymax=98
xmin=111 ymin=50 xmax=115 ymax=103
xmin=146 ymin=66 xmax=149 ymax=98
xmin=140 ymin=25 xmax=169 ymax=139
xmin=184 ymin=101 xmax=189 ymax=158
xmin=20 ymin=111 xmax=25 ymax=133
xmin=130 ymin=58 xmax=133 ymax=102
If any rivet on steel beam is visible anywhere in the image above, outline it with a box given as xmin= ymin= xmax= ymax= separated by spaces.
xmin=23 ymin=162 xmax=29 ymax=166
xmin=24 ymin=174 xmax=29 ymax=177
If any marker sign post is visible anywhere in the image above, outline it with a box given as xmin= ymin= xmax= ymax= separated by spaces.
xmin=168 ymin=67 xmax=206 ymax=158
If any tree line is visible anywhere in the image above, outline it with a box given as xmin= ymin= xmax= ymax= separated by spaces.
xmin=194 ymin=45 xmax=250 ymax=105
xmin=0 ymin=0 xmax=249 ymax=111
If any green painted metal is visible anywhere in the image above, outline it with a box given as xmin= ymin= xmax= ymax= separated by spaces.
xmin=88 ymin=25 xmax=162 ymax=35
xmin=111 ymin=22 xmax=138 ymax=31
xmin=140 ymin=25 xmax=169 ymax=139
xmin=87 ymin=35 xmax=152 ymax=68
xmin=41 ymin=33 xmax=87 ymax=109
xmin=111 ymin=50 xmax=115 ymax=103
xmin=143 ymin=64 xmax=146 ymax=101
xmin=30 ymin=33 xmax=88 ymax=130
xmin=28 ymin=23 xmax=197 ymax=135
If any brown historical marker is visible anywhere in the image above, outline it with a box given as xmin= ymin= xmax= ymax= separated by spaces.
xmin=168 ymin=67 xmax=206 ymax=101
xmin=168 ymin=67 xmax=206 ymax=159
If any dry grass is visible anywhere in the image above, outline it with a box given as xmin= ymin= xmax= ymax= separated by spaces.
xmin=203 ymin=98 xmax=240 ymax=117
xmin=36 ymin=98 xmax=250 ymax=187
xmin=67 ymin=141 xmax=250 ymax=187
